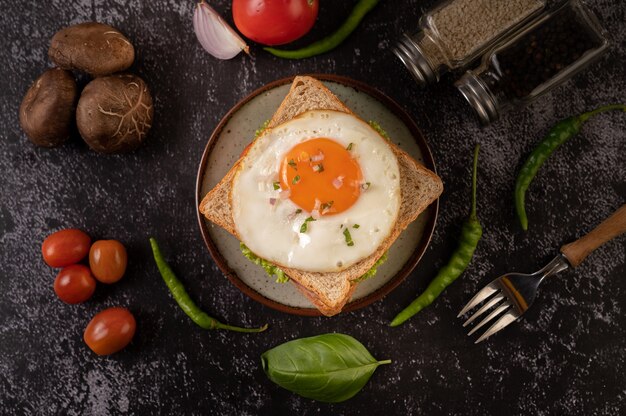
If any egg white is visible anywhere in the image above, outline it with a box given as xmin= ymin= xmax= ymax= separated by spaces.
xmin=231 ymin=110 xmax=401 ymax=273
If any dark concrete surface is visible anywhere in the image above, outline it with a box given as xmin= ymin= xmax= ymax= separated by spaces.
xmin=1 ymin=0 xmax=625 ymax=414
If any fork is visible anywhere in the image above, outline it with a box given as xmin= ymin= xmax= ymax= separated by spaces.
xmin=458 ymin=204 xmax=626 ymax=343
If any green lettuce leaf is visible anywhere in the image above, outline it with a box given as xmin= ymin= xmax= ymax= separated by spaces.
xmin=368 ymin=120 xmax=389 ymax=139
xmin=240 ymin=243 xmax=289 ymax=283
xmin=353 ymin=252 xmax=388 ymax=283
xmin=240 ymin=244 xmax=387 ymax=284
xmin=254 ymin=119 xmax=270 ymax=138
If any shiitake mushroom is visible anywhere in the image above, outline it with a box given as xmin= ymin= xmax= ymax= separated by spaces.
xmin=76 ymin=74 xmax=153 ymax=153
xmin=19 ymin=68 xmax=78 ymax=147
xmin=49 ymin=22 xmax=135 ymax=77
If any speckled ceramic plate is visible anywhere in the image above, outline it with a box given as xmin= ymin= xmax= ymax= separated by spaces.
xmin=196 ymin=75 xmax=438 ymax=316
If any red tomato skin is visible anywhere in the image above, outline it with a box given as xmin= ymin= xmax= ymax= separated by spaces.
xmin=84 ymin=307 xmax=136 ymax=356
xmin=89 ymin=240 xmax=128 ymax=284
xmin=232 ymin=0 xmax=319 ymax=46
xmin=54 ymin=265 xmax=96 ymax=304
xmin=42 ymin=229 xmax=91 ymax=268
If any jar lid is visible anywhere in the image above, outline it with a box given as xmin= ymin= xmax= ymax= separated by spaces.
xmin=394 ymin=33 xmax=437 ymax=86
xmin=456 ymin=72 xmax=499 ymax=125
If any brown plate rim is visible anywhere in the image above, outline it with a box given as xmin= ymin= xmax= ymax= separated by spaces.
xmin=195 ymin=74 xmax=439 ymax=317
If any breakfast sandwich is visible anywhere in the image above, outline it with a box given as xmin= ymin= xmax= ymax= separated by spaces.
xmin=200 ymin=76 xmax=443 ymax=316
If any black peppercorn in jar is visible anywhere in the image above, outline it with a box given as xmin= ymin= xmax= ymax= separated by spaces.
xmin=456 ymin=0 xmax=609 ymax=124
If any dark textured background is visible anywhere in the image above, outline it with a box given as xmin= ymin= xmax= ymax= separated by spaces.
xmin=1 ymin=0 xmax=625 ymax=414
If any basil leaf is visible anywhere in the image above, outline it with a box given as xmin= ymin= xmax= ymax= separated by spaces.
xmin=261 ymin=333 xmax=391 ymax=403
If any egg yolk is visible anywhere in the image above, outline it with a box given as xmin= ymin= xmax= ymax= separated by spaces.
xmin=280 ymin=138 xmax=362 ymax=215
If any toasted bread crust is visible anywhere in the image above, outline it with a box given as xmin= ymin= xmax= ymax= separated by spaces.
xmin=267 ymin=76 xmax=352 ymax=128
xmin=199 ymin=166 xmax=239 ymax=236
xmin=200 ymin=76 xmax=443 ymax=316
xmin=291 ymin=278 xmax=358 ymax=317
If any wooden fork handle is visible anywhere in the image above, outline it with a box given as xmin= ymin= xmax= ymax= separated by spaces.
xmin=560 ymin=204 xmax=626 ymax=267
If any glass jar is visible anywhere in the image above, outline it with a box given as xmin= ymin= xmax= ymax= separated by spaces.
xmin=456 ymin=0 xmax=609 ymax=124
xmin=394 ymin=0 xmax=545 ymax=86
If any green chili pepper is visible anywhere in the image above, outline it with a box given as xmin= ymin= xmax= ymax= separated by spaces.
xmin=149 ymin=238 xmax=268 ymax=333
xmin=390 ymin=145 xmax=482 ymax=327
xmin=515 ymin=104 xmax=626 ymax=231
xmin=264 ymin=0 xmax=381 ymax=59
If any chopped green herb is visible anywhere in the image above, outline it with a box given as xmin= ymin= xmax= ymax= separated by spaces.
xmin=353 ymin=224 xmax=360 ymax=229
xmin=313 ymin=163 xmax=324 ymax=173
xmin=368 ymin=121 xmax=389 ymax=139
xmin=347 ymin=143 xmax=354 ymax=151
xmin=288 ymin=159 xmax=297 ymax=170
xmin=343 ymin=228 xmax=354 ymax=246
xmin=362 ymin=182 xmax=371 ymax=190
xmin=292 ymin=175 xmax=301 ymax=185
xmin=320 ymin=201 xmax=334 ymax=212
xmin=300 ymin=216 xmax=316 ymax=233
xmin=295 ymin=209 xmax=302 ymax=214
xmin=273 ymin=181 xmax=280 ymax=190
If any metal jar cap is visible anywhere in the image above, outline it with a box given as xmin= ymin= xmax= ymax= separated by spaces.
xmin=456 ymin=72 xmax=500 ymax=125
xmin=394 ymin=33 xmax=437 ymax=86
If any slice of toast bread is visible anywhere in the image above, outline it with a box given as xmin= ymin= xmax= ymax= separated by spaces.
xmin=200 ymin=76 xmax=443 ymax=316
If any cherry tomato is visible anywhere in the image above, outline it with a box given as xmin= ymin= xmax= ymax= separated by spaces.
xmin=232 ymin=0 xmax=319 ymax=46
xmin=54 ymin=264 xmax=96 ymax=304
xmin=89 ymin=240 xmax=128 ymax=284
xmin=42 ymin=228 xmax=91 ymax=268
xmin=84 ymin=307 xmax=136 ymax=356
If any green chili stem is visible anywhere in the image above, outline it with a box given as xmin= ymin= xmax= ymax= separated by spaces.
xmin=264 ymin=0 xmax=381 ymax=59
xmin=213 ymin=322 xmax=269 ymax=333
xmin=471 ymin=144 xmax=479 ymax=220
xmin=390 ymin=146 xmax=482 ymax=327
xmin=515 ymin=104 xmax=626 ymax=230
xmin=149 ymin=238 xmax=268 ymax=333
xmin=577 ymin=104 xmax=626 ymax=123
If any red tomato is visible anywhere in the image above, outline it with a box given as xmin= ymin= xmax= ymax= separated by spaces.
xmin=84 ymin=307 xmax=136 ymax=356
xmin=232 ymin=0 xmax=319 ymax=46
xmin=42 ymin=229 xmax=91 ymax=268
xmin=54 ymin=264 xmax=96 ymax=304
xmin=89 ymin=240 xmax=128 ymax=284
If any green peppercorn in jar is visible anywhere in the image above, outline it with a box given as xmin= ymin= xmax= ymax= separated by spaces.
xmin=394 ymin=0 xmax=545 ymax=86
xmin=456 ymin=0 xmax=609 ymax=124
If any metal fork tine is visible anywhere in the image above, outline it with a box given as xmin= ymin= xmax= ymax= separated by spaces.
xmin=459 ymin=255 xmax=569 ymax=343
xmin=462 ymin=294 xmax=504 ymax=327
xmin=457 ymin=282 xmax=499 ymax=317
xmin=475 ymin=310 xmax=519 ymax=344
xmin=467 ymin=303 xmax=510 ymax=336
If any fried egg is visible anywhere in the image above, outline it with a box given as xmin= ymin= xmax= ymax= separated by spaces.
xmin=231 ymin=110 xmax=400 ymax=273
